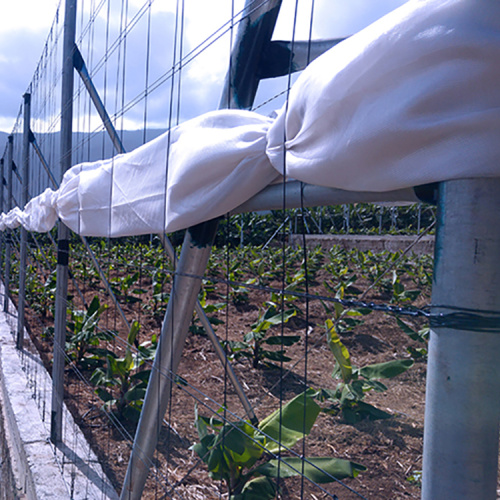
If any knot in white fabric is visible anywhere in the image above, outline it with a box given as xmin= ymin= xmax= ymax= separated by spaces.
xmin=266 ymin=0 xmax=500 ymax=191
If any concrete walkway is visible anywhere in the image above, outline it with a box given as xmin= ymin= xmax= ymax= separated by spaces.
xmin=0 ymin=284 xmax=118 ymax=500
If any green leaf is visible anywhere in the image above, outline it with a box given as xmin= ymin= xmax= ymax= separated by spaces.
xmin=258 ymin=390 xmax=320 ymax=454
xmin=127 ymin=321 xmax=140 ymax=347
xmin=194 ymin=404 xmax=209 ymax=440
xmin=396 ymin=318 xmax=422 ymax=342
xmin=121 ymin=405 xmax=141 ymax=423
xmin=124 ymin=386 xmax=146 ymax=402
xmin=207 ymin=445 xmax=230 ymax=478
xmin=95 ymin=387 xmax=114 ymax=403
xmin=234 ymin=476 xmax=276 ymax=500
xmin=217 ymin=422 xmax=264 ymax=468
xmin=120 ymin=349 xmax=134 ymax=374
xmin=106 ymin=355 xmax=119 ymax=379
xmin=359 ymin=359 xmax=413 ymax=380
xmin=87 ymin=296 xmax=101 ymax=318
xmin=261 ymin=350 xmax=292 ymax=363
xmin=130 ymin=370 xmax=151 ymax=383
xmin=257 ymin=457 xmax=366 ymax=482
xmin=325 ymin=319 xmax=352 ymax=383
xmin=244 ymin=331 xmax=257 ymax=343
xmin=265 ymin=335 xmax=301 ymax=346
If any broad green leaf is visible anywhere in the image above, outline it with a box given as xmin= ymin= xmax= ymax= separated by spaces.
xmin=106 ymin=355 xmax=118 ymax=379
xmin=244 ymin=331 xmax=257 ymax=343
xmin=265 ymin=335 xmax=301 ymax=346
xmin=258 ymin=391 xmax=320 ymax=454
xmin=325 ymin=319 xmax=352 ymax=383
xmin=95 ymin=387 xmax=113 ymax=403
xmin=121 ymin=405 xmax=141 ymax=423
xmin=207 ymin=445 xmax=230 ymax=476
xmin=87 ymin=296 xmax=101 ymax=318
xmin=262 ymin=350 xmax=292 ymax=363
xmin=127 ymin=320 xmax=140 ymax=347
xmin=256 ymin=457 xmax=366 ymax=482
xmin=348 ymin=380 xmax=366 ymax=400
xmin=233 ymin=476 xmax=276 ymax=500
xmin=395 ymin=317 xmax=421 ymax=341
xmin=215 ymin=422 xmax=263 ymax=468
xmin=90 ymin=368 xmax=106 ymax=386
xmin=316 ymin=388 xmax=337 ymax=402
xmin=194 ymin=404 xmax=209 ymax=440
xmin=362 ymin=379 xmax=388 ymax=392
xmin=355 ymin=401 xmax=392 ymax=420
xmin=360 ymin=359 xmax=413 ymax=380
xmin=120 ymin=350 xmax=134 ymax=374
xmin=124 ymin=386 xmax=146 ymax=402
xmin=130 ymin=370 xmax=151 ymax=383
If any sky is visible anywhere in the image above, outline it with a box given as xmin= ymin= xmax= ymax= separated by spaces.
xmin=0 ymin=0 xmax=408 ymax=133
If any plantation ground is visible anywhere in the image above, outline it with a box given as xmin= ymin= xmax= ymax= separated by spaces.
xmin=21 ymin=242 xmax=436 ymax=498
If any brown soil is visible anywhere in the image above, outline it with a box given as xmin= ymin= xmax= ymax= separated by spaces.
xmin=23 ymin=245 xmax=430 ymax=500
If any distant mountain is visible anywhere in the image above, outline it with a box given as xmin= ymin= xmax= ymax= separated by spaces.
xmin=0 ymin=132 xmax=7 ymax=157
xmin=0 ymin=128 xmax=166 ymax=171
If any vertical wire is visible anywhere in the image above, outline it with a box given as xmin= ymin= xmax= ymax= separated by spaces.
xmin=175 ymin=0 xmax=185 ymax=126
xmin=120 ymin=0 xmax=129 ymax=139
xmin=220 ymin=1 xmax=235 ymax=497
xmin=142 ymin=0 xmax=152 ymax=144
xmin=299 ymin=3 xmax=315 ymax=497
xmin=101 ymin=0 xmax=111 ymax=159
xmin=167 ymin=0 xmax=182 ymax=489
xmin=275 ymin=1 xmax=301 ymax=494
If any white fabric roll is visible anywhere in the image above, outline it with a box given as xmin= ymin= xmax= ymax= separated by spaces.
xmin=3 ymin=0 xmax=500 ymax=237
xmin=55 ymin=110 xmax=278 ymax=236
xmin=267 ymin=0 xmax=500 ymax=190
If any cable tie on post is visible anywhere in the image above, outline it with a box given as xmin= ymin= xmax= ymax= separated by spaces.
xmin=428 ymin=305 xmax=500 ymax=333
xmin=57 ymin=239 xmax=70 ymax=266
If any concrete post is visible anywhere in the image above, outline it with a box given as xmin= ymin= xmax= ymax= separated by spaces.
xmin=16 ymin=93 xmax=31 ymax=350
xmin=51 ymin=0 xmax=77 ymax=444
xmin=3 ymin=136 xmax=13 ymax=313
xmin=0 ymin=158 xmax=4 ymax=280
xmin=422 ymin=178 xmax=500 ymax=499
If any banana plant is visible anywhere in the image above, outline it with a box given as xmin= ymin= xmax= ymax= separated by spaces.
xmin=90 ymin=321 xmax=155 ymax=422
xmin=319 ymin=319 xmax=414 ymax=423
xmin=225 ymin=303 xmax=298 ymax=368
xmin=66 ymin=296 xmax=112 ymax=368
xmin=192 ymin=390 xmax=365 ymax=499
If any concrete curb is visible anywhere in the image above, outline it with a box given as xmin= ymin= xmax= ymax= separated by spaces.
xmin=289 ymin=233 xmax=435 ymax=255
xmin=0 ymin=286 xmax=118 ymax=500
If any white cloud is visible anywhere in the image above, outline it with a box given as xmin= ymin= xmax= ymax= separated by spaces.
xmin=1 ymin=0 xmax=60 ymax=34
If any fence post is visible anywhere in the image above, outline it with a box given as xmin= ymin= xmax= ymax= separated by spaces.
xmin=16 ymin=93 xmax=31 ymax=350
xmin=422 ymin=178 xmax=500 ymax=499
xmin=3 ymin=136 xmax=13 ymax=313
xmin=50 ymin=0 xmax=77 ymax=444
xmin=0 ymin=158 xmax=4 ymax=281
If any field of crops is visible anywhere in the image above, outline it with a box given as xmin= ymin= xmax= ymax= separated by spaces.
xmin=7 ymin=229 xmax=433 ymax=499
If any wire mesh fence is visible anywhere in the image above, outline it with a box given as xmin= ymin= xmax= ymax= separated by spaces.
xmin=0 ymin=1 xmax=438 ymax=498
